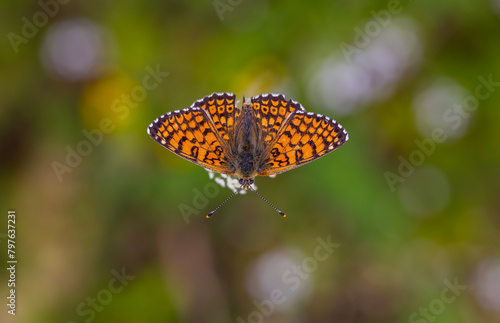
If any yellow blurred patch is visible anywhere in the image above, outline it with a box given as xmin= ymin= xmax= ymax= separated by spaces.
xmin=80 ymin=72 xmax=138 ymax=132
xmin=232 ymin=56 xmax=289 ymax=96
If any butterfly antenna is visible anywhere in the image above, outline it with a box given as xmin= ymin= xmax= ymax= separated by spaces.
xmin=206 ymin=185 xmax=243 ymax=218
xmin=249 ymin=186 xmax=286 ymax=218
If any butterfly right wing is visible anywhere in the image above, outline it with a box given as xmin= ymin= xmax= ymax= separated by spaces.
xmin=258 ymin=110 xmax=348 ymax=176
xmin=148 ymin=107 xmax=236 ymax=175
xmin=251 ymin=93 xmax=305 ymax=145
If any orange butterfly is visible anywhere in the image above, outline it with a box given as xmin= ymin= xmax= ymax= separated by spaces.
xmin=148 ymin=92 xmax=348 ymax=217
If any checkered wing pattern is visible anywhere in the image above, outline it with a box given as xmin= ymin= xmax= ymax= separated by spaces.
xmin=147 ymin=106 xmax=235 ymax=175
xmin=258 ymin=111 xmax=349 ymax=176
xmin=191 ymin=92 xmax=240 ymax=144
xmin=251 ymin=93 xmax=305 ymax=145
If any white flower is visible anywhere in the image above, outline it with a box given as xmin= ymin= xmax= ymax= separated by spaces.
xmin=205 ymin=169 xmax=259 ymax=194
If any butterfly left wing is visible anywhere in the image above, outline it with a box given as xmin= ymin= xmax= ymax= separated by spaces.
xmin=191 ymin=92 xmax=240 ymax=144
xmin=258 ymin=110 xmax=348 ymax=176
xmin=148 ymin=107 xmax=235 ymax=175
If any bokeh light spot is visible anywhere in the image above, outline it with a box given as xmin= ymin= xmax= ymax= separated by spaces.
xmin=41 ymin=18 xmax=116 ymax=81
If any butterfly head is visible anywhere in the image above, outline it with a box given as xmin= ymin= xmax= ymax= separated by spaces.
xmin=239 ymin=178 xmax=254 ymax=189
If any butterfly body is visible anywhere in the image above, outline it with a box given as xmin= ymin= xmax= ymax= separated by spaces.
xmin=230 ymin=100 xmax=264 ymax=180
xmin=148 ymin=92 xmax=348 ymax=188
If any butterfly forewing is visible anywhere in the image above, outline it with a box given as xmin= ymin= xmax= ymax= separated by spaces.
xmin=192 ymin=92 xmax=240 ymax=145
xmin=147 ymin=106 xmax=234 ymax=175
xmin=258 ymin=111 xmax=348 ymax=176
xmin=251 ymin=93 xmax=305 ymax=145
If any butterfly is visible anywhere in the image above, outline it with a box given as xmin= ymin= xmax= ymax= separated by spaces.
xmin=148 ymin=92 xmax=349 ymax=217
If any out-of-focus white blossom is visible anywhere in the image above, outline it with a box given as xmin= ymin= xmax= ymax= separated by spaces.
xmin=206 ymin=169 xmax=261 ymax=194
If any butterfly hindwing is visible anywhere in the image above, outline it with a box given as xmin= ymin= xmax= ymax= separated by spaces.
xmin=147 ymin=107 xmax=235 ymax=174
xmin=258 ymin=111 xmax=348 ymax=176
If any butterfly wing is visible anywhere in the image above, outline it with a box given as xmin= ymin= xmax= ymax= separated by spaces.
xmin=191 ymin=92 xmax=240 ymax=145
xmin=251 ymin=93 xmax=305 ymax=145
xmin=258 ymin=110 xmax=348 ymax=176
xmin=148 ymin=106 xmax=235 ymax=175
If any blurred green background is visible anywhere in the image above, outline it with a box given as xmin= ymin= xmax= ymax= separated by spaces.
xmin=1 ymin=0 xmax=500 ymax=322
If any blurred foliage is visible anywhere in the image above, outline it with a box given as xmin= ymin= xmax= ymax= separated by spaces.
xmin=1 ymin=0 xmax=500 ymax=322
